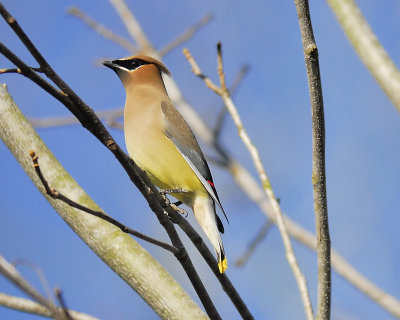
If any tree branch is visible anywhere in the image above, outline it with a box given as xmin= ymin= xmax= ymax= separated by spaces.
xmin=327 ymin=0 xmax=400 ymax=112
xmin=54 ymin=288 xmax=73 ymax=320
xmin=67 ymin=7 xmax=137 ymax=53
xmin=235 ymin=220 xmax=273 ymax=268
xmin=159 ymin=14 xmax=214 ymax=57
xmin=0 ymin=67 xmax=42 ymax=74
xmin=109 ymin=0 xmax=154 ymax=53
xmin=294 ymin=1 xmax=331 ymax=319
xmin=213 ymin=64 xmax=249 ymax=139
xmin=29 ymin=108 xmax=124 ymax=128
xmin=0 ymin=293 xmax=98 ymax=320
xmin=0 ymin=255 xmax=64 ymax=320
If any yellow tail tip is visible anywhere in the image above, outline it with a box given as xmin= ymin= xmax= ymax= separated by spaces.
xmin=218 ymin=257 xmax=228 ymax=273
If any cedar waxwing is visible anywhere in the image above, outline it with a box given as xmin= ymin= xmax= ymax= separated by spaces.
xmin=103 ymin=55 xmax=228 ymax=273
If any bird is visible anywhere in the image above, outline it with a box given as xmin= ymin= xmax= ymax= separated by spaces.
xmin=103 ymin=55 xmax=228 ymax=273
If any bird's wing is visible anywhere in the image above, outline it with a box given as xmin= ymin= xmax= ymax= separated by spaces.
xmin=160 ymin=101 xmax=228 ymax=227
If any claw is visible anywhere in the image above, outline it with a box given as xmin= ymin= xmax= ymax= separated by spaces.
xmin=170 ymin=203 xmax=188 ymax=218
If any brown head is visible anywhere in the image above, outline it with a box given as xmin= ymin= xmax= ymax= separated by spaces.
xmin=103 ymin=55 xmax=171 ymax=90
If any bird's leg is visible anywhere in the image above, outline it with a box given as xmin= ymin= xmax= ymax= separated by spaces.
xmin=158 ymin=189 xmax=188 ymax=218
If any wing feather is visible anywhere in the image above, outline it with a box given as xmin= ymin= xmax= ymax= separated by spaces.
xmin=161 ymin=101 xmax=228 ymax=225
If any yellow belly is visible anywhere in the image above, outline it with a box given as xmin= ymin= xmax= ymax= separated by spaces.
xmin=126 ymin=129 xmax=205 ymax=205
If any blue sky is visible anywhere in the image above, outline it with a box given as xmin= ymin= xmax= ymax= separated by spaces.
xmin=1 ymin=0 xmax=400 ymax=319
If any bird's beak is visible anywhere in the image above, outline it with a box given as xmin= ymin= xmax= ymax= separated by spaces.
xmin=102 ymin=60 xmax=120 ymax=71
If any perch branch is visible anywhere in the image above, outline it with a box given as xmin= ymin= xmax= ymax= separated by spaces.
xmin=172 ymin=213 xmax=254 ymax=320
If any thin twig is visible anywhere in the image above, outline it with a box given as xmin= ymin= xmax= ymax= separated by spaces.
xmin=109 ymin=0 xmax=154 ymax=52
xmin=183 ymin=49 xmax=222 ymax=95
xmin=0 ymin=67 xmax=41 ymax=74
xmin=0 ymin=293 xmax=99 ymax=320
xmin=67 ymin=7 xmax=137 ymax=53
xmin=294 ymin=1 xmax=331 ymax=319
xmin=214 ymin=64 xmax=249 ymax=139
xmin=29 ymin=108 xmax=124 ymax=128
xmin=159 ymin=14 xmax=214 ymax=57
xmin=12 ymin=260 xmax=54 ymax=304
xmin=184 ymin=45 xmax=315 ymax=320
xmin=0 ymin=255 xmax=63 ymax=319
xmin=28 ymin=150 xmax=178 ymax=254
xmin=54 ymin=288 xmax=73 ymax=320
xmin=235 ymin=220 xmax=273 ymax=267
xmin=326 ymin=0 xmax=400 ymax=112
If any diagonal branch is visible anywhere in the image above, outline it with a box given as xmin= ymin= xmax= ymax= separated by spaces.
xmin=235 ymin=220 xmax=273 ymax=267
xmin=109 ymin=0 xmax=154 ymax=52
xmin=29 ymin=108 xmax=124 ymax=128
xmin=159 ymin=14 xmax=214 ymax=57
xmin=213 ymin=64 xmax=249 ymax=139
xmin=172 ymin=214 xmax=254 ymax=320
xmin=326 ymin=0 xmax=400 ymax=112
xmin=67 ymin=7 xmax=137 ymax=53
xmin=0 ymin=67 xmax=42 ymax=74
xmin=294 ymin=1 xmax=331 ymax=319
xmin=54 ymin=289 xmax=73 ymax=320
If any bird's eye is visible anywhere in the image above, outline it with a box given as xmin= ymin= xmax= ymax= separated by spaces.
xmin=114 ymin=58 xmax=150 ymax=71
xmin=129 ymin=60 xmax=140 ymax=70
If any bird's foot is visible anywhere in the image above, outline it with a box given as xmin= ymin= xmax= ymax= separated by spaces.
xmin=159 ymin=189 xmax=188 ymax=217
xmin=170 ymin=202 xmax=188 ymax=218
xmin=159 ymin=188 xmax=189 ymax=195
